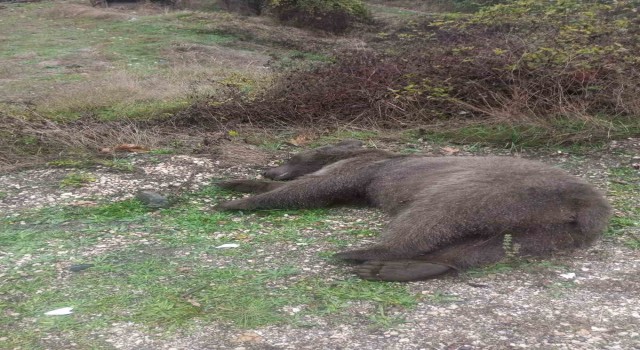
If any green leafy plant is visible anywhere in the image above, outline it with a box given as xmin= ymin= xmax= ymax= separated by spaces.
xmin=59 ymin=172 xmax=97 ymax=188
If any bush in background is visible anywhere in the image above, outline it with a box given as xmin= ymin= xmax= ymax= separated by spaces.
xmin=268 ymin=0 xmax=370 ymax=33
xmin=217 ymin=0 xmax=267 ymax=15
xmin=184 ymin=0 xmax=640 ymax=145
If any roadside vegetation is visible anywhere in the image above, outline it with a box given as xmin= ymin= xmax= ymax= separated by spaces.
xmin=186 ymin=0 xmax=640 ymax=148
xmin=2 ymin=0 xmax=639 ymax=168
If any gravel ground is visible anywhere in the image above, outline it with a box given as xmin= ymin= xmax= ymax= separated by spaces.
xmin=1 ymin=139 xmax=639 ymax=350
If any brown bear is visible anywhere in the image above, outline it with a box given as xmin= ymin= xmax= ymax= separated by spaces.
xmin=216 ymin=140 xmax=611 ymax=282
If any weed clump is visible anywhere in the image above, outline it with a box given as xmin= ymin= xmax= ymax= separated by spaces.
xmin=60 ymin=171 xmax=97 ymax=188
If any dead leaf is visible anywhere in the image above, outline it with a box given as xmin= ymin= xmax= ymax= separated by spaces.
xmin=233 ymin=233 xmax=252 ymax=241
xmin=185 ymin=298 xmax=201 ymax=307
xmin=288 ymin=133 xmax=314 ymax=147
xmin=440 ymin=147 xmax=460 ymax=155
xmin=99 ymin=147 xmax=113 ymax=153
xmin=234 ymin=332 xmax=263 ymax=344
xmin=114 ymin=144 xmax=150 ymax=153
xmin=177 ymin=267 xmax=192 ymax=273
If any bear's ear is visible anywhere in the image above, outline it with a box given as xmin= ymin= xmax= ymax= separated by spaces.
xmin=335 ymin=139 xmax=364 ymax=149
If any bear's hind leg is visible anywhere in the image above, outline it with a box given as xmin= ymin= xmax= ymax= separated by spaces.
xmin=349 ymin=236 xmax=507 ymax=282
xmin=355 ymin=260 xmax=453 ymax=282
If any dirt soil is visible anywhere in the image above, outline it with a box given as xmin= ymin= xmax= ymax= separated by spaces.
xmin=1 ymin=138 xmax=639 ymax=349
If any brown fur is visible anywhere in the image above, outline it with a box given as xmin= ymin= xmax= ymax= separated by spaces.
xmin=217 ymin=141 xmax=612 ymax=282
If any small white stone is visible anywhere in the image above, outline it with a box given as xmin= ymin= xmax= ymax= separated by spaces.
xmin=216 ymin=243 xmax=240 ymax=249
xmin=45 ymin=307 xmax=73 ymax=316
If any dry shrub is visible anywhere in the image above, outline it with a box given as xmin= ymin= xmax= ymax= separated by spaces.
xmin=436 ymin=0 xmax=640 ymax=120
xmin=175 ymin=49 xmax=446 ymax=129
xmin=0 ymin=113 xmax=165 ymax=168
xmin=268 ymin=0 xmax=370 ymax=33
xmin=181 ymin=0 xmax=640 ymax=143
xmin=216 ymin=0 xmax=265 ymax=15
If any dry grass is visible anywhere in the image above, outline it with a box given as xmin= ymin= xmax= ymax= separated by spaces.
xmin=38 ymin=71 xmax=181 ymax=115
xmin=1 ymin=2 xmax=279 ymax=119
xmin=37 ymin=62 xmax=270 ymax=120
xmin=38 ymin=4 xmax=132 ymax=20
xmin=38 ymin=3 xmax=169 ymax=19
xmin=165 ymin=42 xmax=271 ymax=70
xmin=0 ymin=113 xmax=157 ymax=169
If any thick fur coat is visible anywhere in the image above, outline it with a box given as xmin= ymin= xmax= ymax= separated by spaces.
xmin=217 ymin=141 xmax=611 ymax=281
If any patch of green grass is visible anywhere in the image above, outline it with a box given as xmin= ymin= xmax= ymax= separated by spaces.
xmin=69 ymin=256 xmax=304 ymax=328
xmin=342 ymin=227 xmax=379 ymax=237
xmin=292 ymin=277 xmax=417 ymax=317
xmin=545 ymin=281 xmax=576 ymax=299
xmin=48 ymin=158 xmax=136 ymax=172
xmin=42 ymin=99 xmax=191 ymax=122
xmin=149 ymin=148 xmax=176 ymax=155
xmin=415 ymin=116 xmax=640 ymax=150
xmin=0 ymin=228 xmax=77 ymax=251
xmin=466 ymin=259 xmax=566 ymax=278
xmin=624 ymin=237 xmax=640 ymax=249
xmin=420 ymin=124 xmax=548 ymax=150
xmin=274 ymin=50 xmax=334 ymax=69
xmin=607 ymin=166 xmax=639 ymax=248
xmin=0 ymin=191 xmax=7 ymax=200
xmin=53 ymin=14 xmax=237 ymax=69
xmin=84 ymin=199 xmax=152 ymax=221
xmin=397 ymin=145 xmax=423 ymax=154
xmin=260 ymin=139 xmax=286 ymax=151
xmin=59 ymin=172 xmax=97 ymax=188
xmin=97 ymin=158 xmax=136 ymax=172
xmin=0 ymin=3 xmax=257 ymax=123
xmin=1 ymin=247 xmax=417 ymax=342
xmin=48 ymin=159 xmax=93 ymax=169
xmin=161 ymin=190 xmax=328 ymax=246
xmin=608 ymin=216 xmax=638 ymax=234
xmin=1 ymin=185 xmax=421 ymax=347
xmin=425 ymin=291 xmax=462 ymax=304
xmin=312 ymin=130 xmax=380 ymax=147
xmin=1 ymin=198 xmax=151 ymax=229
